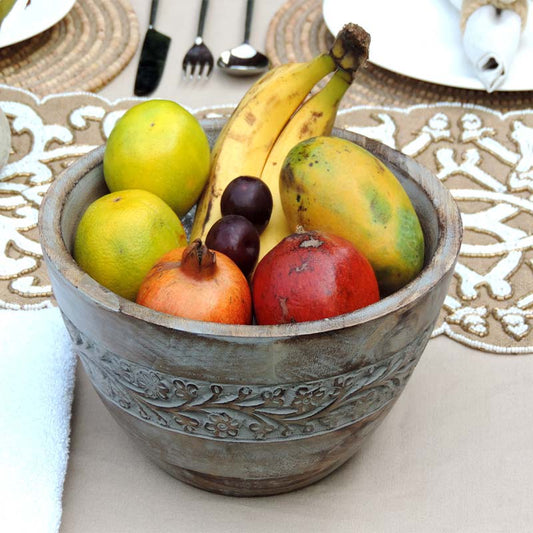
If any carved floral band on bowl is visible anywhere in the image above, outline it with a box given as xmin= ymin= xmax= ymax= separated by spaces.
xmin=64 ymin=316 xmax=433 ymax=442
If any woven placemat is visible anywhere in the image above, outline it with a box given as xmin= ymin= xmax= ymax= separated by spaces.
xmin=0 ymin=0 xmax=139 ymax=96
xmin=266 ymin=0 xmax=533 ymax=112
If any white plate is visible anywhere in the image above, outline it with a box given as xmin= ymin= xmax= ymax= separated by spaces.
xmin=322 ymin=0 xmax=533 ymax=91
xmin=0 ymin=0 xmax=77 ymax=48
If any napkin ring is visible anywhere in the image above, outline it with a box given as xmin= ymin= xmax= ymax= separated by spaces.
xmin=460 ymin=0 xmax=529 ymax=32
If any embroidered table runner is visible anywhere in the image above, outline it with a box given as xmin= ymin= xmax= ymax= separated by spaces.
xmin=1 ymin=86 xmax=531 ymax=354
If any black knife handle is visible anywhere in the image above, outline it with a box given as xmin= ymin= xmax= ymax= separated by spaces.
xmin=196 ymin=0 xmax=209 ymax=38
xmin=149 ymin=0 xmax=160 ymax=28
xmin=243 ymin=0 xmax=254 ymax=43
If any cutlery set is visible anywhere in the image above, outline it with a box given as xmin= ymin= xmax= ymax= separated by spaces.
xmin=134 ymin=0 xmax=271 ymax=96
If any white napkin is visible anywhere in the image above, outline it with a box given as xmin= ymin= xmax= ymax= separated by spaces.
xmin=450 ymin=0 xmax=528 ymax=92
xmin=0 ymin=308 xmax=76 ymax=533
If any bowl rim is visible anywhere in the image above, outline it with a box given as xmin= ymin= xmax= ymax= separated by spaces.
xmin=39 ymin=119 xmax=462 ymax=340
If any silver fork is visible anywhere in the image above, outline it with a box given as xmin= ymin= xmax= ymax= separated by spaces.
xmin=182 ymin=0 xmax=214 ymax=79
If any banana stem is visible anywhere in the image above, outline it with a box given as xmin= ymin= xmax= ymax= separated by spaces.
xmin=324 ymin=68 xmax=352 ymax=98
xmin=329 ymin=23 xmax=371 ymax=77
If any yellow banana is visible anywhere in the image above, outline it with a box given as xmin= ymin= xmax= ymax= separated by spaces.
xmin=190 ymin=23 xmax=371 ymax=246
xmin=190 ymin=54 xmax=336 ymax=241
xmin=258 ymin=68 xmax=353 ymax=261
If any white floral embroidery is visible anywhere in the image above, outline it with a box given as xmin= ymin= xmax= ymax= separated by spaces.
xmin=0 ymin=93 xmax=531 ymax=353
xmin=339 ymin=104 xmax=533 ymax=353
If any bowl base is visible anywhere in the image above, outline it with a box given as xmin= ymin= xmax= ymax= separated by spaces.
xmin=150 ymin=455 xmax=351 ymax=497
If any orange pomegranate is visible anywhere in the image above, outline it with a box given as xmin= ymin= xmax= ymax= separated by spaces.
xmin=136 ymin=239 xmax=252 ymax=325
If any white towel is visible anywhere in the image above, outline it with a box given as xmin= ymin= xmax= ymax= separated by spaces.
xmin=451 ymin=0 xmax=529 ymax=92
xmin=0 ymin=308 xmax=76 ymax=533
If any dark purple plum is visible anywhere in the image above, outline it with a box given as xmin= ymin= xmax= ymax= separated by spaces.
xmin=221 ymin=176 xmax=273 ymax=234
xmin=206 ymin=215 xmax=260 ymax=276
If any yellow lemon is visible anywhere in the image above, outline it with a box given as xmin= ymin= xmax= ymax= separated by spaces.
xmin=103 ymin=99 xmax=210 ymax=217
xmin=73 ymin=189 xmax=187 ymax=301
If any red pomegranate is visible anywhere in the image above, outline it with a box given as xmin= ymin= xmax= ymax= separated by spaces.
xmin=252 ymin=229 xmax=380 ymax=325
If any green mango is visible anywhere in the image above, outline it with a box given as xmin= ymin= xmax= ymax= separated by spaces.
xmin=280 ymin=136 xmax=425 ymax=295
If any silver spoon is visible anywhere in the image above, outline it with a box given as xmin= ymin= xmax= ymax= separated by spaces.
xmin=217 ymin=0 xmax=270 ymax=76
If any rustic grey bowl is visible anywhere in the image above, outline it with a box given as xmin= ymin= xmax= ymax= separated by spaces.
xmin=39 ymin=119 xmax=462 ymax=497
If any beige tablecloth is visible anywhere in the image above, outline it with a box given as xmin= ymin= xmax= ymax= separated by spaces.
xmin=1 ymin=0 xmax=532 ymax=531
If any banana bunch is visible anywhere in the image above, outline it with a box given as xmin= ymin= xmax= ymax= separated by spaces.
xmin=190 ymin=23 xmax=370 ymax=259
